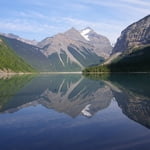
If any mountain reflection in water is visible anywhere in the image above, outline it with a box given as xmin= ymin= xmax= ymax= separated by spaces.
xmin=0 ymin=74 xmax=150 ymax=150
xmin=0 ymin=74 xmax=113 ymax=118
xmin=0 ymin=74 xmax=150 ymax=129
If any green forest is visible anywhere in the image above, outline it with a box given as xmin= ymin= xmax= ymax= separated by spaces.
xmin=0 ymin=38 xmax=35 ymax=72
xmin=83 ymin=45 xmax=150 ymax=74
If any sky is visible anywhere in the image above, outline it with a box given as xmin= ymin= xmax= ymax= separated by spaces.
xmin=0 ymin=0 xmax=149 ymax=44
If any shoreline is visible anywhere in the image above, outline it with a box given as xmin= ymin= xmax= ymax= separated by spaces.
xmin=0 ymin=72 xmax=82 ymax=79
xmin=82 ymin=72 xmax=150 ymax=74
xmin=1 ymin=71 xmax=150 ymax=77
xmin=39 ymin=72 xmax=82 ymax=74
xmin=0 ymin=71 xmax=82 ymax=76
xmin=0 ymin=72 xmax=82 ymax=74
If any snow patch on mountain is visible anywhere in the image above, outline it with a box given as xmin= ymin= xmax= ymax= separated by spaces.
xmin=80 ymin=28 xmax=91 ymax=41
xmin=58 ymin=51 xmax=65 ymax=66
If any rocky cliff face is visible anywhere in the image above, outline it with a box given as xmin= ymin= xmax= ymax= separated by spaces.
xmin=112 ymin=15 xmax=150 ymax=54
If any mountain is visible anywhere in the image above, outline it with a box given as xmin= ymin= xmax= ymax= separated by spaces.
xmin=112 ymin=15 xmax=150 ymax=55
xmin=83 ymin=15 xmax=150 ymax=73
xmin=0 ymin=27 xmax=112 ymax=72
xmin=80 ymin=27 xmax=112 ymax=58
xmin=38 ymin=27 xmax=106 ymax=71
xmin=104 ymin=15 xmax=150 ymax=72
xmin=0 ymin=38 xmax=34 ymax=73
xmin=0 ymin=33 xmax=38 ymax=45
xmin=0 ymin=35 xmax=52 ymax=72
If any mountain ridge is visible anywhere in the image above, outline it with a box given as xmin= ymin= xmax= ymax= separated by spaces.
xmin=37 ymin=27 xmax=109 ymax=71
xmin=0 ymin=33 xmax=38 ymax=46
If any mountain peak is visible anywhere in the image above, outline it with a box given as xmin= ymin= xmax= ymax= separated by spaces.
xmin=64 ymin=27 xmax=86 ymax=42
xmin=64 ymin=27 xmax=80 ymax=36
xmin=64 ymin=27 xmax=78 ymax=34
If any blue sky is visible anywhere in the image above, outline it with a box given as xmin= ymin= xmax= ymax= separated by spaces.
xmin=0 ymin=0 xmax=149 ymax=43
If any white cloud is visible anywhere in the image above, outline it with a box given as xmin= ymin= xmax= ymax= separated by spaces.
xmin=19 ymin=11 xmax=48 ymax=19
xmin=0 ymin=19 xmax=56 ymax=33
xmin=119 ymin=0 xmax=150 ymax=6
xmin=81 ymin=0 xmax=150 ymax=15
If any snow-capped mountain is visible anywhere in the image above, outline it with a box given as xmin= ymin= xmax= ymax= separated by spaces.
xmin=38 ymin=27 xmax=105 ymax=71
xmin=80 ymin=27 xmax=112 ymax=58
xmin=37 ymin=27 xmax=112 ymax=71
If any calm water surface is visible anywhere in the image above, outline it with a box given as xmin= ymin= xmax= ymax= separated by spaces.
xmin=0 ymin=74 xmax=150 ymax=150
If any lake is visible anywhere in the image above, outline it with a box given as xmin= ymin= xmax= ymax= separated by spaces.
xmin=0 ymin=73 xmax=150 ymax=150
